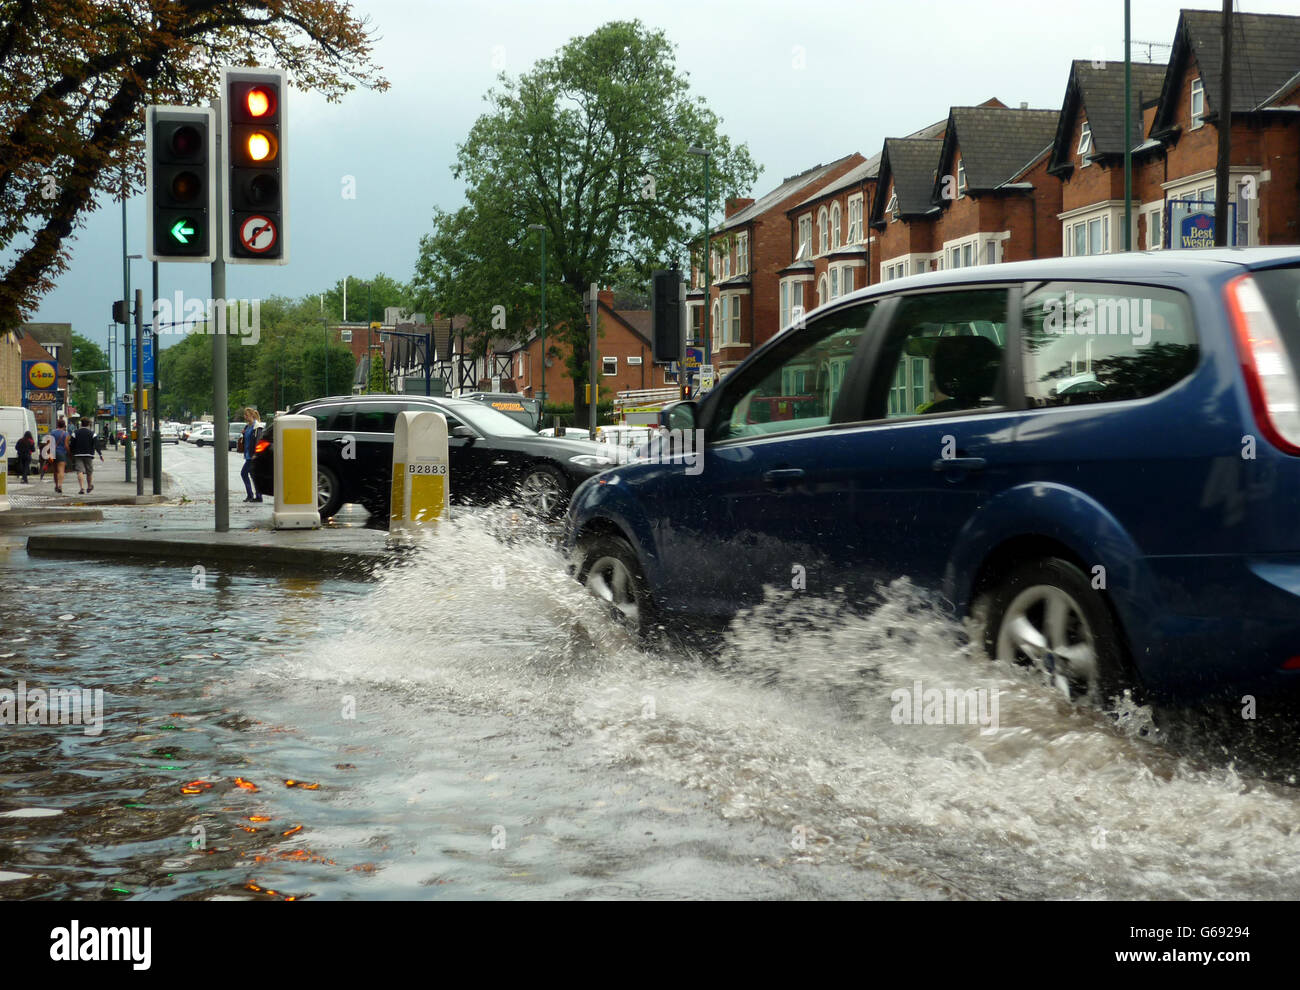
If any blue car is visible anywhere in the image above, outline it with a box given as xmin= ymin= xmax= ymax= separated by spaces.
xmin=565 ymin=249 xmax=1300 ymax=706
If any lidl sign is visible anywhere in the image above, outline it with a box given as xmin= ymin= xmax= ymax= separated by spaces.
xmin=25 ymin=360 xmax=56 ymax=389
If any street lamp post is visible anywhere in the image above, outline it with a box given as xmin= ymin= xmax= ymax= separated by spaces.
xmin=687 ymin=146 xmax=713 ymax=375
xmin=528 ymin=223 xmax=548 ymax=414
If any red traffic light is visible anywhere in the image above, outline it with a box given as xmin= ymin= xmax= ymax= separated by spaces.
xmin=245 ymin=86 xmax=275 ymax=118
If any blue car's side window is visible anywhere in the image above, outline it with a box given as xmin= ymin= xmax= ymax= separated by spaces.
xmin=872 ymin=289 xmax=1010 ymax=419
xmin=1020 ymin=282 xmax=1198 ymax=406
xmin=710 ymin=303 xmax=875 ymax=442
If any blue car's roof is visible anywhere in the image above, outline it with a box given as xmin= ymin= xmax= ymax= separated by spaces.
xmin=828 ymin=246 xmax=1300 ymax=311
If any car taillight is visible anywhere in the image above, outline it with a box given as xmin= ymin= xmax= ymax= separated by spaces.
xmin=1225 ymin=273 xmax=1300 ymax=456
xmin=253 ymin=440 xmax=270 ymax=454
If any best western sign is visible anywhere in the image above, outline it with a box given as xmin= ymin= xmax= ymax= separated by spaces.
xmin=1180 ymin=212 xmax=1215 ymax=249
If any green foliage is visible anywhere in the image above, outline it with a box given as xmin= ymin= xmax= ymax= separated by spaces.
xmin=68 ymin=331 xmax=108 ymax=414
xmin=413 ymin=19 xmax=758 ymax=424
xmin=365 ymin=348 xmax=389 ymax=393
xmin=319 ymin=273 xmax=414 ymax=325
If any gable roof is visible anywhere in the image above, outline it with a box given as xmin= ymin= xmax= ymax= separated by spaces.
xmin=1049 ymin=60 xmax=1168 ymax=173
xmin=937 ymin=106 xmax=1060 ymax=194
xmin=788 ymin=118 xmax=948 ymax=212
xmin=869 ymin=137 xmax=944 ymax=225
xmin=719 ymin=153 xmax=861 ymax=231
xmin=1154 ymin=9 xmax=1300 ymax=133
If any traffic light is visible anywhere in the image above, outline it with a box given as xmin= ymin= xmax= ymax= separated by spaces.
xmin=145 ymin=106 xmax=215 ymax=262
xmin=651 ymin=269 xmax=683 ymax=363
xmin=221 ymin=67 xmax=288 ymax=265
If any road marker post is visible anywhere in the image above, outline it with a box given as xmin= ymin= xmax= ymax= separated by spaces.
xmin=272 ymin=414 xmax=320 ymax=529
xmin=388 ymin=410 xmax=449 ymax=545
xmin=0 ymin=434 xmax=8 ymax=512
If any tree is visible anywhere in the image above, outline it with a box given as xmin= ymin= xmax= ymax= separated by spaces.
xmin=0 ymin=0 xmax=387 ymax=328
xmin=66 ymin=331 xmax=108 ymax=414
xmin=365 ymin=347 xmax=388 ymax=393
xmin=412 ymin=19 xmax=758 ymax=422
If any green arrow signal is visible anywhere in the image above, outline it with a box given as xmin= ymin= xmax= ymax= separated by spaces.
xmin=170 ymin=219 xmax=196 ymax=244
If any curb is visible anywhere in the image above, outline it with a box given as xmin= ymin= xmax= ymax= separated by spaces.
xmin=25 ymin=533 xmax=392 ymax=577
xmin=0 ymin=508 xmax=104 ymax=528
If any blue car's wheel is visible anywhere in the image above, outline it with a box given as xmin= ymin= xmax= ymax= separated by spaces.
xmin=983 ymin=557 xmax=1133 ymax=709
xmin=576 ymin=534 xmax=653 ymax=634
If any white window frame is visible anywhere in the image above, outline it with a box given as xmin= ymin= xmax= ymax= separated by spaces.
xmin=1077 ymin=119 xmax=1093 ymax=159
xmin=602 ymin=355 xmax=617 ymax=376
xmin=831 ymin=202 xmax=842 ymax=250
xmin=848 ymin=194 xmax=864 ymax=243
xmin=736 ymin=232 xmax=749 ymax=275
xmin=817 ymin=274 xmax=828 ymax=305
xmin=817 ymin=207 xmax=829 ymax=254
xmin=886 ymin=190 xmax=899 ymax=221
xmin=798 ymin=214 xmax=813 ymax=259
xmin=957 ymin=159 xmax=967 ymax=197
xmin=1190 ymin=77 xmax=1205 ymax=129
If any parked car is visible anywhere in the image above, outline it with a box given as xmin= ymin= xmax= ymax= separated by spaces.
xmin=250 ymin=394 xmax=618 ymax=521
xmin=566 ymin=249 xmax=1300 ymax=707
xmin=160 ymin=423 xmax=180 ymax=444
xmin=191 ymin=424 xmax=215 ymax=447
xmin=463 ymin=392 xmax=543 ymax=431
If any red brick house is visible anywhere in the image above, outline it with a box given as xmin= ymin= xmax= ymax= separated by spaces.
xmin=926 ymin=104 xmax=1062 ymax=272
xmin=1047 ymin=59 xmax=1168 ymax=254
xmin=1141 ymin=9 xmax=1300 ymax=251
xmin=690 ymin=154 xmax=864 ymax=375
xmin=868 ymin=135 xmax=946 ymax=281
xmin=504 ymin=289 xmax=676 ymax=406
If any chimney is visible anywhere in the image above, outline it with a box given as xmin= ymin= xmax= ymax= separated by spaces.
xmin=1019 ymin=101 xmax=1029 ymax=110
xmin=725 ymin=197 xmax=754 ymax=218
xmin=598 ymin=288 xmax=614 ymax=309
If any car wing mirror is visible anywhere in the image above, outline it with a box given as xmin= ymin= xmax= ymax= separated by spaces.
xmin=660 ymin=399 xmax=699 ymax=434
xmin=450 ymin=425 xmax=477 ymax=440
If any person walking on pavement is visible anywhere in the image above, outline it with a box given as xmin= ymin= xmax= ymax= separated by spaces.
xmin=48 ymin=418 xmax=69 ymax=494
xmin=240 ymin=406 xmax=262 ymax=502
xmin=15 ymin=430 xmax=34 ymax=483
xmin=71 ymin=417 xmax=102 ymax=494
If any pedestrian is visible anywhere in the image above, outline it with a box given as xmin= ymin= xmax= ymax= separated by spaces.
xmin=15 ymin=430 xmax=34 ymax=483
xmin=48 ymin=418 xmax=69 ymax=494
xmin=71 ymin=417 xmax=102 ymax=494
xmin=240 ymin=406 xmax=263 ymax=503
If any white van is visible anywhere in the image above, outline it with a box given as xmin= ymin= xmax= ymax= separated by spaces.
xmin=0 ymin=406 xmax=39 ymax=473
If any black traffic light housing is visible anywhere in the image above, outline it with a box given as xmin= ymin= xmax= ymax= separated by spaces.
xmin=650 ymin=268 xmax=683 ymax=363
xmin=145 ymin=106 xmax=215 ymax=262
xmin=221 ymin=67 xmax=288 ymax=264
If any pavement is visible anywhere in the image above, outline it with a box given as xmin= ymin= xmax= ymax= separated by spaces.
xmin=3 ymin=445 xmax=397 ymax=576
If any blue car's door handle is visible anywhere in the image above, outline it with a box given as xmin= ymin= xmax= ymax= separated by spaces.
xmin=931 ymin=457 xmax=988 ymax=472
xmin=763 ymin=467 xmax=806 ymax=486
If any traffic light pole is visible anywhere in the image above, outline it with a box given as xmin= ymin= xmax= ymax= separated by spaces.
xmin=134 ymin=289 xmax=144 ymax=495
xmin=121 ymin=168 xmax=132 ymax=484
xmin=212 ymin=100 xmax=229 ymax=532
xmin=588 ymin=282 xmax=598 ymax=436
xmin=151 ymin=260 xmax=161 ymax=494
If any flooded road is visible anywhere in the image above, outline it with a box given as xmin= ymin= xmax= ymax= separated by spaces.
xmin=3 ymin=513 xmax=1300 ymax=900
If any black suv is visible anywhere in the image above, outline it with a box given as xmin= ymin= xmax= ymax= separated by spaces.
xmin=251 ymin=394 xmax=616 ymax=521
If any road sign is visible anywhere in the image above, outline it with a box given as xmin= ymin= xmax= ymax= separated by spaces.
xmin=237 ymin=214 xmax=277 ymax=253
xmin=700 ymin=364 xmax=716 ymax=390
xmin=683 ymin=347 xmax=704 ymax=370
xmin=130 ymin=337 xmax=155 ymax=384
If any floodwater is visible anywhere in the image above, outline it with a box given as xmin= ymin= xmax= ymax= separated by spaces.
xmin=2 ymin=513 xmax=1300 ymax=900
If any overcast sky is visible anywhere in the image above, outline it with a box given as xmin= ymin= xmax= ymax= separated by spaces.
xmin=30 ymin=0 xmax=1299 ymax=361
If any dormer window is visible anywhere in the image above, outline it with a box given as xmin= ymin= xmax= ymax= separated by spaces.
xmin=956 ymin=159 xmax=967 ymax=197
xmin=1190 ymin=78 xmax=1205 ymax=129
xmin=1077 ymin=119 xmax=1093 ymax=158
